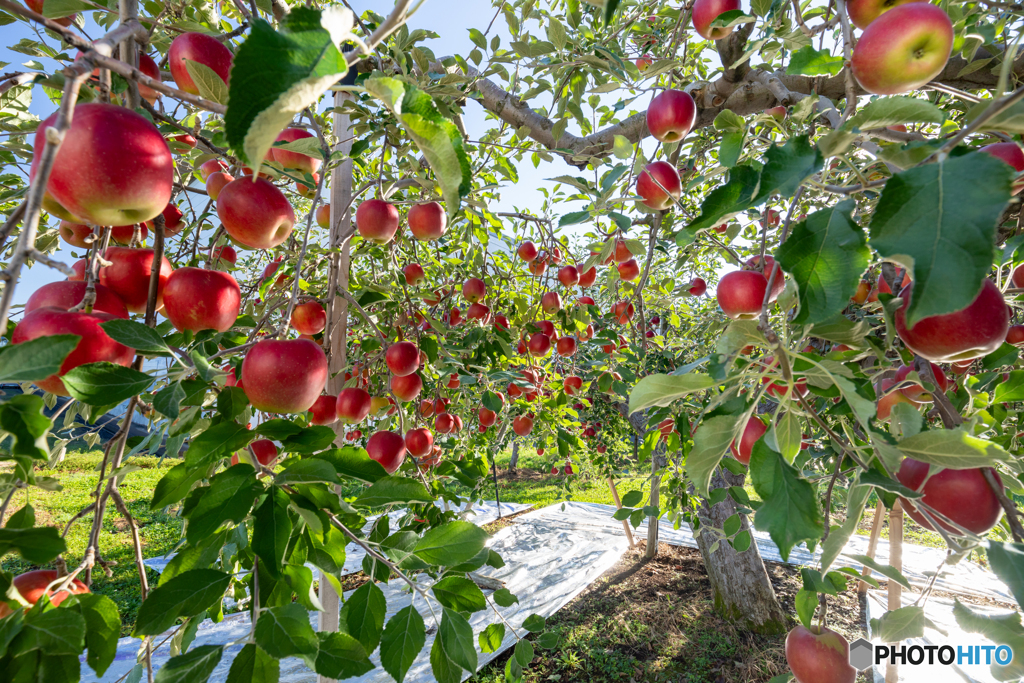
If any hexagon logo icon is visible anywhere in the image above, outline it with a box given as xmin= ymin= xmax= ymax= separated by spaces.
xmin=849 ymin=637 xmax=874 ymax=671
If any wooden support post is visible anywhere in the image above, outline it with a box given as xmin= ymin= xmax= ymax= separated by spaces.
xmin=318 ymin=90 xmax=354 ymax=683
xmin=858 ymin=501 xmax=884 ymax=594
xmin=607 ymin=477 xmax=636 ymax=548
xmin=885 ymin=500 xmax=903 ymax=683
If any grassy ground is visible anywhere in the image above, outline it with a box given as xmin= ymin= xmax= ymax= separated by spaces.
xmin=1 ymin=450 xmax=181 ymax=636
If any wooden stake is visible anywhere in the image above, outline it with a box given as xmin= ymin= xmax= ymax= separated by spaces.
xmin=318 ymin=90 xmax=354 ymax=683
xmin=607 ymin=477 xmax=636 ymax=548
xmin=859 ymin=501 xmax=884 ymax=594
xmin=885 ymin=500 xmax=903 ymax=683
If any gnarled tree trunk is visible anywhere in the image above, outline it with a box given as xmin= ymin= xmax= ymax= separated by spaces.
xmin=692 ymin=468 xmax=787 ymax=634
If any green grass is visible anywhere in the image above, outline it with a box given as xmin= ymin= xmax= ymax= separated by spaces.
xmin=1 ymin=450 xmax=183 ymax=636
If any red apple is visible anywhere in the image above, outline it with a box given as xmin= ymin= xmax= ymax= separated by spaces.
xmin=12 ymin=308 xmax=134 ymax=395
xmin=897 ymin=458 xmax=1003 ymax=535
xmin=386 ymin=342 xmax=420 ymax=376
xmin=528 ymin=259 xmax=547 ymax=277
xmin=611 ymin=300 xmax=635 ymax=324
xmin=556 ymin=336 xmax=577 ymax=357
xmin=846 ymin=0 xmax=919 ymax=29
xmin=99 ymin=246 xmax=173 ymax=314
xmin=895 ymin=280 xmax=1009 ymax=362
xmin=163 ymin=267 xmax=240 ymax=333
xmin=171 ymin=134 xmax=197 ymax=151
xmin=25 ymin=280 xmax=127 ymax=320
xmin=1007 ymin=325 xmax=1024 ymax=346
xmin=205 ymin=171 xmax=234 ymax=201
xmin=518 ymin=241 xmax=539 ymax=262
xmin=851 ymin=280 xmax=871 ymax=304
xmin=447 ymin=308 xmax=463 ymax=326
xmin=295 ymin=174 xmax=319 ymax=199
xmin=269 ymin=128 xmax=320 ymax=174
xmin=687 ymin=277 xmax=707 ymax=296
xmin=462 ymin=277 xmax=486 ymax=303
xmin=850 ymin=3 xmax=953 ymax=95
xmin=512 ymin=415 xmax=534 ymax=436
xmin=199 ymin=159 xmax=228 ymax=181
xmin=528 ymin=332 xmax=552 ymax=357
xmin=467 ymin=302 xmax=491 ymax=322
xmin=291 ymin=301 xmax=326 ymax=335
xmin=391 ymin=373 xmax=423 ymax=402
xmin=367 ymin=431 xmax=406 ymax=474
xmin=877 ymin=378 xmax=919 ymax=421
xmin=746 ymin=254 xmax=785 ymax=302
xmin=764 ymin=106 xmax=787 ymax=121
xmin=31 ymin=103 xmax=173 ymax=226
xmin=564 ymin=376 xmax=583 ymax=395
xmin=636 ymin=161 xmax=682 ymax=210
xmin=717 ymin=270 xmax=769 ymax=320
xmin=785 ymin=624 xmax=856 ymax=683
xmin=315 ymin=203 xmax=331 ymax=229
xmin=216 ymin=177 xmax=295 ymax=250
xmin=435 ymin=413 xmax=455 ymax=434
xmin=557 ymin=265 xmax=580 ymax=287
xmin=578 ymin=266 xmax=597 ymax=288
xmin=356 ymin=199 xmax=400 ymax=244
xmin=615 ymin=241 xmax=634 ymax=263
xmin=579 ymin=323 xmax=595 ymax=341
xmin=730 ymin=416 xmax=767 ymax=465
xmin=405 ymin=428 xmax=434 ymax=457
xmin=146 ymin=203 xmax=185 ymax=236
xmin=636 ymin=54 xmax=653 ymax=71
xmin=617 ymin=258 xmax=641 ymax=281
xmin=577 ymin=296 xmax=596 ymax=306
xmin=168 ymin=32 xmax=233 ymax=95
xmin=541 ymin=291 xmax=562 ymax=314
xmin=0 ymin=570 xmax=88 ymax=619
xmin=404 ymin=263 xmax=425 ymax=286
xmin=479 ymin=407 xmax=497 ymax=427
xmin=646 ymin=89 xmax=696 ymax=143
xmin=309 ymin=395 xmax=337 ymax=425
xmin=408 ymin=201 xmax=447 ymax=240
xmin=336 ymin=387 xmax=372 ymax=424
xmin=241 ymin=339 xmax=328 ymax=414
xmin=135 ymin=52 xmax=162 ymax=104
xmin=981 ymin=142 xmax=1024 ymax=194
xmin=692 ymin=0 xmax=742 ymax=39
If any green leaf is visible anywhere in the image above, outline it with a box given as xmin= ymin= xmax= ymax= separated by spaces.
xmin=430 ymin=607 xmax=477 ymax=681
xmin=868 ymin=153 xmax=1013 ymax=327
xmin=719 ymin=131 xmax=744 ymax=168
xmin=621 ymin=490 xmax=643 ymax=508
xmin=686 ymin=165 xmax=761 ymax=232
xmin=773 ymin=409 xmax=803 ymax=463
xmin=217 ymin=387 xmax=248 ymax=421
xmin=255 ymin=603 xmax=317 ymax=658
xmin=492 ymin=588 xmax=519 ymax=607
xmin=154 ymin=645 xmax=224 ymax=683
xmin=986 ymin=542 xmax=1024 ymax=610
xmin=414 ymin=521 xmax=489 ymax=566
xmin=252 ymin=487 xmax=291 ymax=579
xmin=0 ymin=394 xmax=52 ymax=460
xmin=603 ymin=0 xmax=622 ymax=24
xmin=515 ymin=638 xmax=535 ymax=667
xmin=819 ymin=483 xmax=869 ymax=572
xmin=794 ymin=588 xmax=817 ymax=628
xmin=873 ymin=605 xmax=925 ymax=642
xmin=776 ymin=200 xmax=869 ymax=325
xmin=153 ymin=382 xmax=187 ymax=419
xmin=857 ymin=470 xmax=923 ymax=498
xmin=965 ymin=98 xmax=1024 ymax=135
xmin=749 ymin=440 xmax=824 ymax=561
xmin=10 ymin=608 xmax=84 ymax=655
xmin=478 ymin=622 xmax=505 ymax=654
xmin=315 ymin=631 xmax=374 ymax=679
xmin=275 ymin=458 xmax=337 ymax=485
xmin=558 ymin=210 xmax=591 ymax=227
xmin=628 ymin=373 xmax=716 ymax=414
xmin=786 ymin=46 xmax=843 ymax=76
xmin=522 ymin=613 xmax=546 ymax=632
xmin=897 ymin=429 xmax=1012 ymax=468
xmin=847 ymin=96 xmax=946 ymax=131
xmin=184 ymin=464 xmax=261 ymax=544
xmin=995 ymin=370 xmax=1024 ymax=402
xmin=61 ymin=362 xmax=152 ymax=406
xmin=0 ymin=334 xmax=78 ymax=382
xmin=185 ymin=421 xmax=253 ymax=467
xmin=365 ymin=77 xmax=471 ymax=220
xmin=226 ymin=643 xmax=279 ymax=683
xmin=340 ymin=581 xmax=386 ymax=653
xmin=134 ymin=569 xmax=231 ymax=636
xmin=355 ymin=476 xmax=432 ymax=507
xmin=380 ymin=606 xmax=426 ymax=683
xmin=0 ymin=527 xmax=66 ymax=564
xmin=100 ymin=319 xmax=171 ymax=356
xmin=753 ymin=135 xmax=823 ymax=204
xmin=185 ymin=59 xmax=229 ymax=105
xmin=847 ymin=554 xmax=912 ymax=589
xmin=432 ymin=576 xmax=487 ymax=612
xmin=952 ymin=599 xmax=1024 ymax=680
xmin=39 ymin=0 xmax=91 ymax=18
xmin=151 ymin=462 xmax=208 ymax=510
xmin=226 ymin=9 xmax=352 ymax=169
xmin=687 ymin=414 xmax=742 ymax=497
xmin=65 ymin=594 xmax=120 ymax=677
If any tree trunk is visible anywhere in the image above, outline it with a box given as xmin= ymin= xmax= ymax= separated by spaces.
xmin=692 ymin=468 xmax=787 ymax=635
xmin=508 ymin=440 xmax=519 ymax=472
xmin=645 ymin=447 xmax=665 ymax=559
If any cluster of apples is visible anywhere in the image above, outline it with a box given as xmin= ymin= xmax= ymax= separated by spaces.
xmin=634 ymin=88 xmax=696 ymax=211
xmin=715 ymin=254 xmax=786 ymax=320
xmin=357 ymin=198 xmax=447 ymax=244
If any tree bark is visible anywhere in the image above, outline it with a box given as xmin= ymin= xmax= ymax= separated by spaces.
xmin=508 ymin=440 xmax=520 ymax=472
xmin=692 ymin=468 xmax=787 ymax=635
xmin=645 ymin=447 xmax=665 ymax=559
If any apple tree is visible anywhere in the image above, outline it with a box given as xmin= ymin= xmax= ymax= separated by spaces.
xmin=3 ymin=0 xmax=1024 ymax=681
